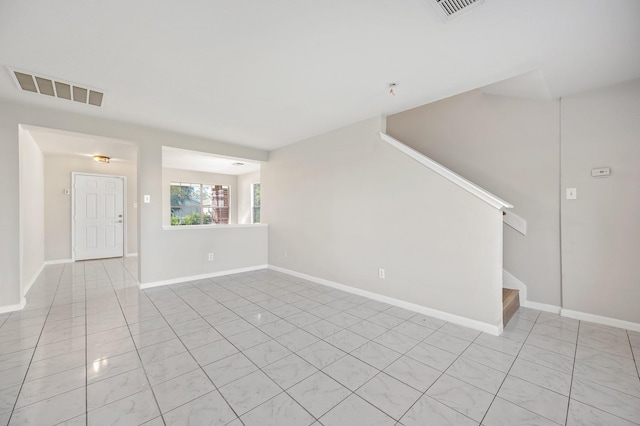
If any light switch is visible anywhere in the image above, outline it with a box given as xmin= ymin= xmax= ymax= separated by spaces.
xmin=566 ymin=188 xmax=577 ymax=200
xmin=143 ymin=195 xmax=151 ymax=203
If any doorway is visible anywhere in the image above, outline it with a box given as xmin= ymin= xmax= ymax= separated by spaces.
xmin=73 ymin=173 xmax=125 ymax=260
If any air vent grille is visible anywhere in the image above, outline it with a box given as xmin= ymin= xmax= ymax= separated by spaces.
xmin=8 ymin=68 xmax=104 ymax=107
xmin=435 ymin=0 xmax=484 ymax=19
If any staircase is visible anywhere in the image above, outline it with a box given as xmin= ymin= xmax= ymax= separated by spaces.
xmin=502 ymin=288 xmax=520 ymax=326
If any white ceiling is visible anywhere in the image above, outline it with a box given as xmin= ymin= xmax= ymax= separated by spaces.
xmin=162 ymin=146 xmax=261 ymax=175
xmin=25 ymin=125 xmax=260 ymax=175
xmin=2 ymin=0 xmax=639 ymax=151
xmin=25 ymin=125 xmax=138 ymax=163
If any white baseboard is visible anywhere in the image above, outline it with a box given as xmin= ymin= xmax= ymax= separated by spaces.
xmin=269 ymin=265 xmax=501 ymax=336
xmin=561 ymin=309 xmax=640 ymax=332
xmin=502 ymin=270 xmax=561 ymax=314
xmin=0 ymin=298 xmax=26 ymax=314
xmin=502 ymin=270 xmax=637 ymax=331
xmin=45 ymin=259 xmax=74 ymax=265
xmin=140 ymin=265 xmax=269 ymax=290
xmin=22 ymin=263 xmax=45 ymax=297
xmin=526 ymin=301 xmax=561 ymax=314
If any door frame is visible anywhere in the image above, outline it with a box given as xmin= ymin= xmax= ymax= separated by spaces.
xmin=71 ymin=172 xmax=128 ymax=261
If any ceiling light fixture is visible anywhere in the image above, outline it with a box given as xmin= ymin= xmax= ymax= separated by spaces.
xmin=93 ymin=155 xmax=110 ymax=164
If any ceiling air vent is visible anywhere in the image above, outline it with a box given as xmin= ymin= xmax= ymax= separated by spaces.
xmin=434 ymin=0 xmax=484 ymax=19
xmin=7 ymin=67 xmax=105 ymax=107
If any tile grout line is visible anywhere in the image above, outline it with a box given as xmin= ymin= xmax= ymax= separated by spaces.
xmin=104 ymin=258 xmax=167 ymax=426
xmin=12 ymin=264 xmax=639 ymax=426
xmin=167 ymin=274 xmax=406 ymax=423
xmin=147 ymin=278 xmax=250 ymax=424
xmin=151 ymin=274 xmax=497 ymax=425
xmin=626 ymin=330 xmax=640 ymax=381
xmin=563 ymin=319 xmax=581 ymax=426
xmin=165 ymin=276 xmax=330 ymax=424
xmin=477 ymin=310 xmax=543 ymax=426
xmin=84 ymin=262 xmax=89 ymax=425
xmin=239 ymin=280 xmax=437 ymax=423
xmin=386 ymin=322 xmax=487 ymax=425
xmin=6 ymin=264 xmax=66 ymax=425
xmin=568 ymin=324 xmax=640 ymax=424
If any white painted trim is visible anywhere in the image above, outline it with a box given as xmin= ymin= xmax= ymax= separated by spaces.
xmin=140 ymin=265 xmax=269 ymax=290
xmin=269 ymin=265 xmax=501 ymax=336
xmin=525 ymin=301 xmax=561 ymax=314
xmin=162 ymin=224 xmax=268 ymax=231
xmin=0 ymin=298 xmax=26 ymax=314
xmin=125 ymin=253 xmax=138 ymax=258
xmin=45 ymin=259 xmax=74 ymax=265
xmin=503 ymin=211 xmax=527 ymax=235
xmin=502 ymin=270 xmax=561 ymax=314
xmin=22 ymin=263 xmax=44 ymax=297
xmin=503 ymin=269 xmax=527 ymax=305
xmin=380 ymin=132 xmax=513 ymax=210
xmin=561 ymin=309 xmax=640 ymax=333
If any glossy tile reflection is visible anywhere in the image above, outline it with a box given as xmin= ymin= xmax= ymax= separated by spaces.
xmin=0 ymin=260 xmax=639 ymax=425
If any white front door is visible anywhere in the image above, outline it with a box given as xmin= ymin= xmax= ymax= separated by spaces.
xmin=74 ymin=174 xmax=124 ymax=260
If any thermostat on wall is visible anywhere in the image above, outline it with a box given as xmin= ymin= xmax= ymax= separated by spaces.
xmin=591 ymin=167 xmax=611 ymax=178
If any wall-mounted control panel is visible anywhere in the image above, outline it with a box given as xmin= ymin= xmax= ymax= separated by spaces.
xmin=591 ymin=167 xmax=611 ymax=178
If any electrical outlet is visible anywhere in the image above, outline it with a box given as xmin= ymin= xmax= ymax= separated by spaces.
xmin=208 ymin=253 xmax=214 ymax=261
xmin=378 ymin=268 xmax=385 ymax=279
xmin=284 ymin=251 xmax=288 ymax=258
xmin=566 ymin=188 xmax=577 ymax=200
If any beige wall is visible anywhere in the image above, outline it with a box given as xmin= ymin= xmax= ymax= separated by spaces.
xmin=560 ymin=79 xmax=640 ymax=323
xmin=19 ymin=127 xmax=45 ymax=297
xmin=162 ymin=168 xmax=238 ymax=226
xmin=387 ymin=91 xmax=562 ymax=307
xmin=238 ymin=170 xmax=260 ymax=224
xmin=44 ymin=155 xmax=138 ymax=261
xmin=263 ymin=117 xmax=504 ymax=330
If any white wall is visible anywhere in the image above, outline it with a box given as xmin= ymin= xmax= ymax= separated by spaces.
xmin=0 ymin=109 xmax=21 ymax=310
xmin=19 ymin=127 xmax=45 ymax=298
xmin=162 ymin=168 xmax=238 ymax=226
xmin=560 ymin=79 xmax=640 ymax=324
xmin=0 ymin=99 xmax=269 ymax=311
xmin=238 ymin=170 xmax=260 ymax=224
xmin=262 ymin=117 xmax=504 ymax=330
xmin=387 ymin=91 xmax=562 ymax=307
xmin=44 ymin=155 xmax=138 ymax=261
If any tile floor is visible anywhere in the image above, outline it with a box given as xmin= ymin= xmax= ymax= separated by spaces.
xmin=1 ymin=259 xmax=639 ymax=425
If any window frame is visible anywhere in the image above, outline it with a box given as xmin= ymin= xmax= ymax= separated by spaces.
xmin=170 ymin=182 xmax=230 ymax=226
